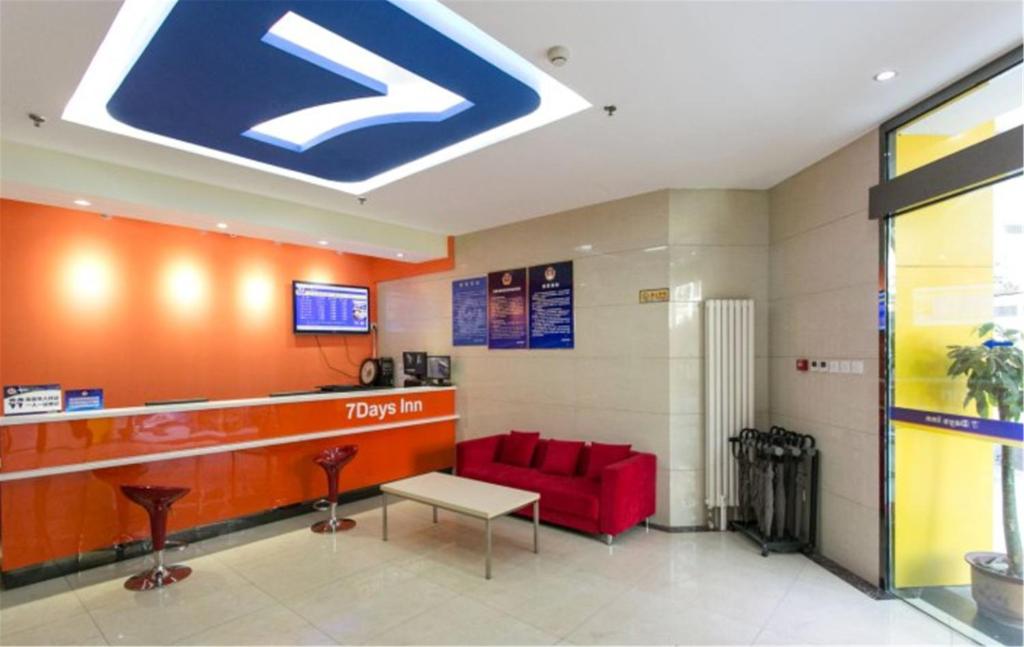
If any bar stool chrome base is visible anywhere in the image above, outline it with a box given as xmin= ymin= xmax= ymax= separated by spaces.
xmin=311 ymin=502 xmax=356 ymax=533
xmin=124 ymin=549 xmax=191 ymax=590
xmin=311 ymin=517 xmax=356 ymax=533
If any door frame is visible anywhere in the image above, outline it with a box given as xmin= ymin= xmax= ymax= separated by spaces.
xmin=873 ymin=45 xmax=1023 ymax=592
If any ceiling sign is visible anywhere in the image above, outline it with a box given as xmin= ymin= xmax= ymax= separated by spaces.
xmin=63 ymin=0 xmax=590 ymax=194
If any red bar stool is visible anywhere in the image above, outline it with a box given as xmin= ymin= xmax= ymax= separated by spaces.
xmin=120 ymin=485 xmax=192 ymax=591
xmin=311 ymin=445 xmax=359 ymax=533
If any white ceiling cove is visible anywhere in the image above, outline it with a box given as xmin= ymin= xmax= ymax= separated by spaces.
xmin=1 ymin=0 xmax=1021 ymax=236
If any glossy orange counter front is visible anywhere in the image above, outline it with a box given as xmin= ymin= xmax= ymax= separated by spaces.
xmin=0 ymin=387 xmax=456 ymax=575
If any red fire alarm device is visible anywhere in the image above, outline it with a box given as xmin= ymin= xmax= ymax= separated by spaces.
xmin=796 ymin=359 xmax=809 ymax=372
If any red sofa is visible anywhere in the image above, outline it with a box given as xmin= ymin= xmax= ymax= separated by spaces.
xmin=456 ymin=433 xmax=656 ymax=542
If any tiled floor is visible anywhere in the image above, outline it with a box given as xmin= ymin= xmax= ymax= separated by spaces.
xmin=0 ymin=497 xmax=962 ymax=646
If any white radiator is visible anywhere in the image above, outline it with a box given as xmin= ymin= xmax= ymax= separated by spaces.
xmin=704 ymin=299 xmax=755 ymax=530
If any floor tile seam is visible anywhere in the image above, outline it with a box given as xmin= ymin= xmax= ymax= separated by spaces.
xmin=171 ymin=599 xmax=341 ymax=647
xmin=0 ymin=605 xmax=108 ymax=645
xmin=455 ymin=590 xmax=566 ymax=642
xmin=462 ymin=584 xmax=566 ymax=638
xmin=61 ymin=574 xmax=115 ymax=646
xmin=353 ymin=590 xmax=475 ymax=645
xmin=751 ymin=550 xmax=806 ymax=643
xmin=274 ymin=561 xmax=460 ymax=641
xmin=889 ymin=597 xmax=959 ymax=645
xmin=219 ymin=536 xmax=406 ymax=605
xmin=555 ymin=571 xmax=643 ymax=642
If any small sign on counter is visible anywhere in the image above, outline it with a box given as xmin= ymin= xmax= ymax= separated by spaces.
xmin=3 ymin=384 xmax=63 ymax=416
xmin=66 ymin=388 xmax=104 ymax=412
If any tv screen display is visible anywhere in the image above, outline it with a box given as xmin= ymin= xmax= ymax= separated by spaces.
xmin=293 ymin=281 xmax=370 ymax=334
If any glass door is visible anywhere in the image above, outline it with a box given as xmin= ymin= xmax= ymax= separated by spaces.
xmin=880 ymin=51 xmax=1023 ymax=645
xmin=886 ymin=177 xmax=1023 ymax=645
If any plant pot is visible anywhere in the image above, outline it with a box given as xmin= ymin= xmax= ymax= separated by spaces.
xmin=966 ymin=551 xmax=1023 ymax=627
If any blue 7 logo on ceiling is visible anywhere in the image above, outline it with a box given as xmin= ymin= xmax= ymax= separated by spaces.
xmin=63 ymin=0 xmax=589 ymax=195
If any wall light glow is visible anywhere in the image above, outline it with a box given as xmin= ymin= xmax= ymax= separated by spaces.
xmin=163 ymin=260 xmax=208 ymax=312
xmin=305 ymin=268 xmax=335 ymax=284
xmin=239 ymin=271 xmax=275 ymax=316
xmin=63 ymin=249 xmax=117 ymax=310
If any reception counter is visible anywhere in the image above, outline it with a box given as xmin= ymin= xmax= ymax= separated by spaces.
xmin=0 ymin=386 xmax=457 ymax=585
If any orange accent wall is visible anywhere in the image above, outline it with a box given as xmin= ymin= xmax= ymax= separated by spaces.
xmin=0 ymin=199 xmax=451 ymax=407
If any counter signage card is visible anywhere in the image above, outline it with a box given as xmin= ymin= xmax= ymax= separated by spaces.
xmin=528 ymin=261 xmax=574 ymax=349
xmin=487 ymin=268 xmax=527 ymax=349
xmin=452 ymin=277 xmax=488 ymax=346
xmin=3 ymin=384 xmax=62 ymax=416
xmin=65 ymin=388 xmax=104 ymax=412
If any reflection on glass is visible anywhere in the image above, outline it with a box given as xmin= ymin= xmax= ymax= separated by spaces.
xmin=887 ymin=176 xmax=1023 ymax=645
xmin=892 ymin=63 xmax=1022 ymax=177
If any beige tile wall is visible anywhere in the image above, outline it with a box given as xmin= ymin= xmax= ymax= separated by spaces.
xmin=378 ymin=189 xmax=770 ymax=528
xmin=380 ymin=131 xmax=882 ymax=578
xmin=378 ymin=191 xmax=675 ymax=524
xmin=767 ymin=132 xmax=882 ymax=583
xmin=668 ymin=190 xmax=771 ymax=525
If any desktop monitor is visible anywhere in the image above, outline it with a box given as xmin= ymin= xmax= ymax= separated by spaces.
xmin=427 ymin=356 xmax=451 ymax=382
xmin=403 ymin=351 xmax=427 ymax=379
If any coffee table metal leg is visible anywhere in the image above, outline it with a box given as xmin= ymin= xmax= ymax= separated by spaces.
xmin=485 ymin=518 xmax=492 ymax=580
xmin=382 ymin=493 xmax=389 ymax=541
xmin=533 ymin=501 xmax=539 ymax=553
xmin=433 ymin=505 xmax=438 ymax=523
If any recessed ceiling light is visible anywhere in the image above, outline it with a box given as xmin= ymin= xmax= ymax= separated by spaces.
xmin=215 ymin=222 xmax=228 ymax=229
xmin=396 ymin=252 xmax=404 ymax=258
xmin=73 ymin=199 xmax=92 ymax=206
xmin=874 ymin=70 xmax=898 ymax=82
xmin=318 ymin=240 xmax=329 ymax=246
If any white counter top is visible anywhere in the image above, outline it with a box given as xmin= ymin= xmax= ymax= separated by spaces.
xmin=0 ymin=386 xmax=456 ymax=426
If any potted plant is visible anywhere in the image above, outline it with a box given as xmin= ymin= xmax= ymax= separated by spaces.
xmin=947 ymin=323 xmax=1023 ymax=626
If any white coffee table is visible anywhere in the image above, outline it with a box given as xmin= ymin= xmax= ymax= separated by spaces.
xmin=380 ymin=472 xmax=540 ymax=579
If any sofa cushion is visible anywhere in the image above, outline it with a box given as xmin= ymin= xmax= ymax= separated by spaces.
xmin=498 ymin=431 xmax=540 ymax=467
xmin=584 ymin=442 xmax=633 ymax=479
xmin=461 ymin=462 xmax=600 ymax=520
xmin=532 ymin=473 xmax=600 ymax=519
xmin=539 ymin=440 xmax=585 ymax=476
xmin=461 ymin=462 xmax=538 ymax=490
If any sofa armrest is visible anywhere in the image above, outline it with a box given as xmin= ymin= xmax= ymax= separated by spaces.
xmin=456 ymin=435 xmax=504 ymax=474
xmin=599 ymin=452 xmax=657 ymax=536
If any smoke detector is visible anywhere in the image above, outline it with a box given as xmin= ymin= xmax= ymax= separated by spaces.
xmin=547 ymin=46 xmax=570 ymax=67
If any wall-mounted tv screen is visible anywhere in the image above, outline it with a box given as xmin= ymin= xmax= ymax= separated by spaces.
xmin=293 ymin=281 xmax=370 ymax=334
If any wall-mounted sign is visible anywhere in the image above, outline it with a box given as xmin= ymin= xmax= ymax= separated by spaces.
xmin=488 ymin=268 xmax=527 ymax=349
xmin=529 ymin=261 xmax=574 ymax=349
xmin=65 ymin=388 xmax=104 ymax=412
xmin=639 ymin=288 xmax=670 ymax=304
xmin=452 ymin=277 xmax=488 ymax=346
xmin=3 ymin=384 xmax=62 ymax=416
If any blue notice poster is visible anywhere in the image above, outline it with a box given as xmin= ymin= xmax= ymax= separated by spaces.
xmin=488 ymin=269 xmax=527 ymax=349
xmin=529 ymin=261 xmax=574 ymax=349
xmin=452 ymin=277 xmax=487 ymax=346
